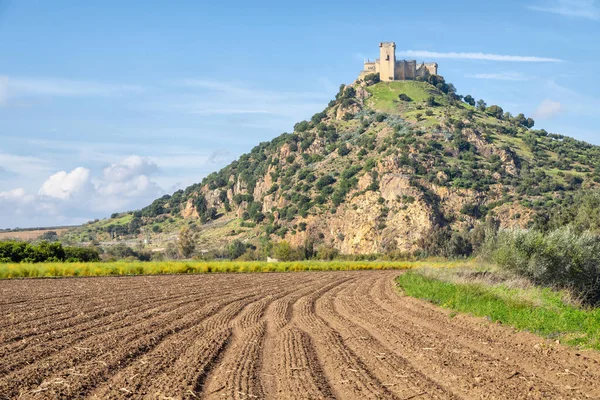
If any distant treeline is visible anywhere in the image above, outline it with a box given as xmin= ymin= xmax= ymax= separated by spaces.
xmin=0 ymin=241 xmax=100 ymax=263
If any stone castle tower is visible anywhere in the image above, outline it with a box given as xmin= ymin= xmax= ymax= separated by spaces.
xmin=361 ymin=42 xmax=438 ymax=82
xmin=378 ymin=42 xmax=396 ymax=82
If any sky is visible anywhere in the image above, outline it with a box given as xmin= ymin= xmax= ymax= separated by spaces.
xmin=0 ymin=0 xmax=599 ymax=229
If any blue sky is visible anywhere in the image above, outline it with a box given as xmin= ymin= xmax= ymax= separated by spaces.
xmin=0 ymin=0 xmax=599 ymax=228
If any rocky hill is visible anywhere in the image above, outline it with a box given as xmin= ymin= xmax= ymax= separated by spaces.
xmin=68 ymin=74 xmax=600 ymax=255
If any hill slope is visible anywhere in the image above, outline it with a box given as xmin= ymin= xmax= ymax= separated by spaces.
xmin=68 ymin=75 xmax=600 ymax=255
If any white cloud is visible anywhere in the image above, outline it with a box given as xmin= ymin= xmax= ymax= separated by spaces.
xmin=466 ymin=72 xmax=530 ymax=81
xmin=0 ymin=156 xmax=165 ymax=228
xmin=0 ymin=188 xmax=34 ymax=203
xmin=528 ymin=0 xmax=599 ymax=20
xmin=96 ymin=174 xmax=155 ymax=197
xmin=396 ymin=50 xmax=563 ymax=63
xmin=39 ymin=167 xmax=92 ymax=200
xmin=102 ymin=155 xmax=158 ymax=182
xmin=534 ymin=99 xmax=563 ymax=119
xmin=4 ymin=76 xmax=144 ymax=99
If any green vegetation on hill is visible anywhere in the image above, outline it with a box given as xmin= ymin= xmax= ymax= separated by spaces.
xmin=65 ymin=72 xmax=600 ymax=263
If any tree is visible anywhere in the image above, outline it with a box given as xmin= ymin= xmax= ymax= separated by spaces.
xmin=476 ymin=99 xmax=487 ymax=111
xmin=486 ymin=105 xmax=504 ymax=119
xmin=39 ymin=231 xmax=59 ymax=242
xmin=514 ymin=113 xmax=527 ymax=126
xmin=463 ymin=95 xmax=476 ymax=106
xmin=315 ymin=175 xmax=336 ymax=190
xmin=526 ymin=118 xmax=535 ymax=129
xmin=272 ymin=241 xmax=294 ymax=261
xmin=398 ymin=93 xmax=412 ymax=102
xmin=426 ymin=96 xmax=436 ymax=107
xmin=294 ymin=120 xmax=310 ymax=132
xmin=228 ymin=240 xmax=246 ymax=259
xmin=177 ymin=227 xmax=196 ymax=258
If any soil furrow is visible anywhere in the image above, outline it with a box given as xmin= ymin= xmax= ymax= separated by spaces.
xmin=2 ymin=271 xmax=600 ymax=399
xmin=336 ymin=272 xmax=590 ymax=399
xmin=291 ymin=276 xmax=396 ymax=399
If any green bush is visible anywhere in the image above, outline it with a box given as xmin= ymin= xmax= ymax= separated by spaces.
xmin=486 ymin=227 xmax=600 ymax=304
xmin=0 ymin=240 xmax=99 ymax=263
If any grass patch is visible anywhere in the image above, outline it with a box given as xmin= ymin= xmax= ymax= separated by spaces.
xmin=397 ymin=269 xmax=600 ymax=350
xmin=366 ymin=81 xmax=442 ymax=112
xmin=0 ymin=259 xmax=471 ymax=279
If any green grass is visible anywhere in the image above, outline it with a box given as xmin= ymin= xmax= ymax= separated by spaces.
xmin=366 ymin=81 xmax=442 ymax=112
xmin=397 ymin=271 xmax=600 ymax=350
xmin=96 ymin=214 xmax=133 ymax=227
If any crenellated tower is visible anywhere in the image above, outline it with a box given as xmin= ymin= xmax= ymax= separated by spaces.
xmin=379 ymin=42 xmax=396 ymax=82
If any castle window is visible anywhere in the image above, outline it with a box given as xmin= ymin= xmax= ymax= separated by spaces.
xmin=385 ymin=55 xmax=389 ymax=61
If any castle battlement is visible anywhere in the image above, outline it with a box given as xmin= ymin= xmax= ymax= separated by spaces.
xmin=360 ymin=42 xmax=438 ymax=82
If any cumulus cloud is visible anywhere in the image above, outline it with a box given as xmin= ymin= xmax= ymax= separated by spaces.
xmin=534 ymin=99 xmax=563 ymax=119
xmin=39 ymin=167 xmax=92 ymax=200
xmin=396 ymin=50 xmax=563 ymax=63
xmin=0 ymin=188 xmax=34 ymax=203
xmin=0 ymin=155 xmax=165 ymax=228
xmin=102 ymin=155 xmax=159 ymax=182
xmin=528 ymin=0 xmax=599 ymax=20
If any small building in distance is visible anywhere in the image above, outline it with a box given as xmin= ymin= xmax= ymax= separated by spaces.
xmin=361 ymin=42 xmax=438 ymax=82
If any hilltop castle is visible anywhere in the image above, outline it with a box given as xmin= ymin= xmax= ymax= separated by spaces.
xmin=361 ymin=42 xmax=438 ymax=81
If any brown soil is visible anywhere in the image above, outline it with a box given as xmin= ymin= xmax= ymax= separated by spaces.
xmin=0 ymin=228 xmax=70 ymax=241
xmin=1 ymin=271 xmax=600 ymax=399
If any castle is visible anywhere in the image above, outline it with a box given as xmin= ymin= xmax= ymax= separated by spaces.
xmin=361 ymin=42 xmax=438 ymax=81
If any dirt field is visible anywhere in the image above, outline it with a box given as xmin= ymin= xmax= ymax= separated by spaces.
xmin=0 ymin=228 xmax=70 ymax=241
xmin=2 ymin=271 xmax=600 ymax=399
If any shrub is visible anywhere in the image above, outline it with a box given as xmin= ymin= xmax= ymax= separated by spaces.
xmin=337 ymin=144 xmax=350 ymax=156
xmin=316 ymin=245 xmax=339 ymax=260
xmin=363 ymin=73 xmax=380 ymax=85
xmin=227 ymin=240 xmax=247 ymax=260
xmin=398 ymin=93 xmax=412 ymax=102
xmin=315 ymin=175 xmax=336 ymax=190
xmin=486 ymin=227 xmax=600 ymax=305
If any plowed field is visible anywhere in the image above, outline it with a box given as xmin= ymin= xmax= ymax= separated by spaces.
xmin=2 ymin=271 xmax=600 ymax=399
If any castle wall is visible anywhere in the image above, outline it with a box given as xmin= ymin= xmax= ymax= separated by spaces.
xmin=363 ymin=61 xmax=377 ymax=74
xmin=406 ymin=60 xmax=416 ymax=79
xmin=379 ymin=42 xmax=396 ymax=81
xmin=424 ymin=62 xmax=438 ymax=75
xmin=394 ymin=60 xmax=417 ymax=80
